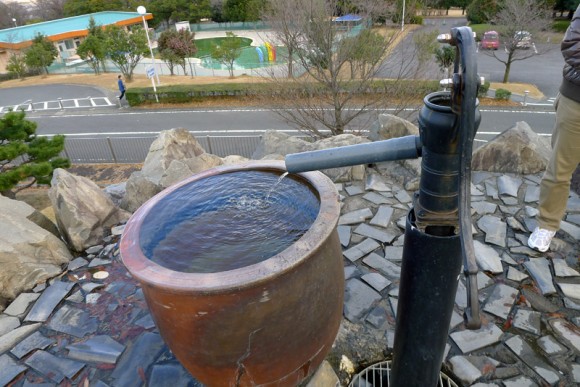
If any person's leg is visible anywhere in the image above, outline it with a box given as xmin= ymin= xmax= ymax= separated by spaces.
xmin=537 ymin=94 xmax=580 ymax=230
xmin=120 ymin=90 xmax=125 ymax=100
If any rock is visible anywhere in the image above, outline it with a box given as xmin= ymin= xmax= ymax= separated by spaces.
xmin=48 ymin=169 xmax=130 ymax=252
xmin=0 ymin=195 xmax=60 ymax=237
xmin=472 ymin=121 xmax=551 ymax=174
xmin=252 ymin=130 xmax=368 ymax=182
xmin=160 ymin=154 xmax=223 ymax=187
xmin=367 ymin=113 xmax=419 ymax=141
xmin=140 ymin=128 xmax=205 ymax=182
xmin=0 ymin=210 xmax=72 ymax=305
xmin=103 ymin=182 xmax=126 ymax=207
xmin=120 ymin=172 xmax=162 ymax=213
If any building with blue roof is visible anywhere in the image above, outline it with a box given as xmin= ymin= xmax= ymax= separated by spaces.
xmin=0 ymin=11 xmax=152 ymax=73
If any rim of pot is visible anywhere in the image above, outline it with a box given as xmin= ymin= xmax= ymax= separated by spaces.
xmin=120 ymin=160 xmax=340 ymax=293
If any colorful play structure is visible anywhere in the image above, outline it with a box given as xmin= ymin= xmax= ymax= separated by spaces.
xmin=255 ymin=42 xmax=277 ymax=63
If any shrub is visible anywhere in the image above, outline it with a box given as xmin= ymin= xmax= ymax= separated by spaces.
xmin=553 ymin=20 xmax=570 ymax=33
xmin=478 ymin=80 xmax=490 ymax=97
xmin=409 ymin=15 xmax=423 ymax=25
xmin=495 ymin=88 xmax=511 ymax=100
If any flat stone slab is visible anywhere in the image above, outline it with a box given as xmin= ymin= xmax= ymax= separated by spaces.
xmin=553 ymin=258 xmax=580 ymax=277
xmin=46 ymin=304 xmax=99 ymax=338
xmin=477 ymin=215 xmax=507 ymax=247
xmin=361 ymin=272 xmax=391 ymax=292
xmin=149 ymin=363 xmax=201 ymax=386
xmin=503 ymin=375 xmax=539 ymax=387
xmin=483 ymin=283 xmax=519 ymax=320
xmin=4 ymin=293 xmax=40 ymax=317
xmin=369 ymin=205 xmax=394 ymax=228
xmin=365 ymin=174 xmax=391 ymax=192
xmin=497 ymin=175 xmax=521 ymax=197
xmin=513 ymin=309 xmax=541 ymax=335
xmin=537 ymin=335 xmax=568 ymax=356
xmin=449 ymin=323 xmax=503 ymax=353
xmin=0 ymin=354 xmax=27 ymax=387
xmin=507 ymin=267 xmax=529 ymax=282
xmin=11 ymin=331 xmax=56 ymax=359
xmin=524 ymin=258 xmax=557 ymax=295
xmin=111 ymin=332 xmax=165 ymax=387
xmin=362 ymin=191 xmax=391 ymax=205
xmin=472 ymin=201 xmax=498 ymax=215
xmin=362 ymin=253 xmax=401 ymax=279
xmin=549 ymin=319 xmax=580 ymax=355
xmin=0 ymin=323 xmax=41 ymax=354
xmin=448 ymin=356 xmax=482 ymax=385
xmin=558 ymin=283 xmax=580 ymax=300
xmin=25 ymin=281 xmax=75 ymax=322
xmin=24 ymin=350 xmax=85 ymax=383
xmin=0 ymin=315 xmax=21 ymax=336
xmin=353 ymin=223 xmax=397 ymax=244
xmin=67 ymin=335 xmax=126 ymax=364
xmin=505 ymin=335 xmax=560 ymax=386
xmin=337 ymin=225 xmax=351 ymax=247
xmin=338 ymin=208 xmax=373 ymax=225
xmin=474 ymin=240 xmax=503 ymax=274
xmin=343 ymin=238 xmax=380 ymax=262
xmin=344 ymin=278 xmax=382 ymax=322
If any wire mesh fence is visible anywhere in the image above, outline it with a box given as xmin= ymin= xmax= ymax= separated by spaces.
xmin=60 ymin=135 xmax=266 ymax=164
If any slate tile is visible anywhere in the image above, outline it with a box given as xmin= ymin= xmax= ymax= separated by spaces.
xmin=338 ymin=208 xmax=373 ymax=225
xmin=0 ymin=323 xmax=41 ymax=354
xmin=505 ymin=335 xmax=560 ymax=386
xmin=104 ymin=280 xmax=137 ymax=298
xmin=68 ymin=257 xmax=89 ymax=271
xmin=67 ymin=335 xmax=125 ymax=364
xmin=344 ymin=279 xmax=382 ymax=323
xmin=474 ymin=240 xmax=503 ymax=273
xmin=0 ymin=354 xmax=27 ymax=386
xmin=343 ymin=238 xmax=380 ymax=262
xmin=25 ymin=281 xmax=75 ymax=322
xmin=10 ymin=331 xmax=56 ymax=359
xmin=513 ymin=309 xmax=541 ymax=335
xmin=365 ymin=174 xmax=391 ymax=192
xmin=46 ymin=304 xmax=98 ymax=338
xmin=524 ymin=258 xmax=557 ymax=295
xmin=149 ymin=363 xmax=200 ymax=386
xmin=361 ymin=272 xmax=391 ymax=292
xmin=337 ymin=225 xmax=351 ymax=247
xmin=353 ymin=223 xmax=397 ymax=244
xmin=483 ymin=283 xmax=519 ymax=320
xmin=362 ymin=191 xmax=391 ymax=205
xmin=449 ymin=323 xmax=503 ymax=353
xmin=4 ymin=293 xmax=40 ymax=317
xmin=0 ymin=315 xmax=20 ymax=336
xmin=111 ymin=332 xmax=165 ymax=387
xmin=345 ymin=185 xmax=364 ymax=196
xmin=24 ymin=350 xmax=85 ymax=383
xmin=134 ymin=313 xmax=156 ymax=330
xmin=362 ymin=252 xmax=401 ymax=279
xmin=537 ymin=335 xmax=568 ymax=356
xmin=369 ymin=205 xmax=394 ymax=228
xmin=549 ymin=319 xmax=580 ymax=355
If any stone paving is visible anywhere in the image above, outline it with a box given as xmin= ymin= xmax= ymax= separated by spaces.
xmin=1 ymin=170 xmax=580 ymax=386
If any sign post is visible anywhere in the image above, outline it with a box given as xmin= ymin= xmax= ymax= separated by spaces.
xmin=146 ymin=66 xmax=159 ymax=103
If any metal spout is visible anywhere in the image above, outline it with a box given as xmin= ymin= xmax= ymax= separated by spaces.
xmin=285 ymin=135 xmax=422 ymax=174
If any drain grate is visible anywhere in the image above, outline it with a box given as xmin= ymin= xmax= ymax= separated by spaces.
xmin=348 ymin=360 xmax=459 ymax=387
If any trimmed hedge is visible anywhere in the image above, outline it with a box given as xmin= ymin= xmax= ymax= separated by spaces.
xmin=125 ymin=79 xmax=441 ymax=107
xmin=495 ymin=88 xmax=512 ymax=100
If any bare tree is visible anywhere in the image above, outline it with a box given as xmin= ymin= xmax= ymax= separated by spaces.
xmin=259 ymin=0 xmax=428 ymax=137
xmin=0 ymin=2 xmax=29 ymax=29
xmin=31 ymin=0 xmax=67 ymax=21
xmin=479 ymin=0 xmax=553 ymax=83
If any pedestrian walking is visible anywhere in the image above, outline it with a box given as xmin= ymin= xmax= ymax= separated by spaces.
xmin=528 ymin=5 xmax=580 ymax=252
xmin=117 ymin=75 xmax=126 ymax=101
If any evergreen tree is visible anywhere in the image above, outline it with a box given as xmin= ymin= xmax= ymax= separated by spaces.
xmin=76 ymin=17 xmax=107 ymax=74
xmin=0 ymin=111 xmax=70 ymax=198
xmin=25 ymin=34 xmax=58 ymax=74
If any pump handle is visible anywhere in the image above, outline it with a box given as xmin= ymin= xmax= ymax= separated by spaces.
xmin=443 ymin=27 xmax=482 ymax=330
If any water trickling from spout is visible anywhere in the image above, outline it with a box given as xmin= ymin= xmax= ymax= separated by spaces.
xmin=266 ymin=172 xmax=289 ymax=201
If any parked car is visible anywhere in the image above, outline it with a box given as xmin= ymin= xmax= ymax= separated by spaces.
xmin=514 ymin=31 xmax=532 ymax=49
xmin=480 ymin=31 xmax=499 ymax=50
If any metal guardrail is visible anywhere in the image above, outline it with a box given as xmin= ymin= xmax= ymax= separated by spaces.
xmin=60 ymin=135 xmax=267 ymax=164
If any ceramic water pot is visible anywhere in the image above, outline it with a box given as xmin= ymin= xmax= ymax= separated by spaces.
xmin=120 ymin=160 xmax=344 ymax=386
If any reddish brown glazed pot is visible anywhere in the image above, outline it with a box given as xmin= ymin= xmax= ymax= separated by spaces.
xmin=120 ymin=161 xmax=344 ymax=386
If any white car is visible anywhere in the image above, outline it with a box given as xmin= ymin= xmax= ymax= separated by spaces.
xmin=514 ymin=31 xmax=532 ymax=49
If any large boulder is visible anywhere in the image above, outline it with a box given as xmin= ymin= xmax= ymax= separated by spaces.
xmin=472 ymin=121 xmax=551 ymax=174
xmin=0 ymin=210 xmax=72 ymax=306
xmin=0 ymin=195 xmax=60 ymax=237
xmin=121 ymin=130 xmax=251 ymax=212
xmin=367 ymin=113 xmax=420 ymax=141
xmin=49 ymin=168 xmax=131 ymax=252
xmin=253 ymin=131 xmax=368 ymax=182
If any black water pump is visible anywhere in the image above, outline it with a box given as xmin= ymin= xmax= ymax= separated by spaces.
xmin=285 ymin=26 xmax=482 ymax=387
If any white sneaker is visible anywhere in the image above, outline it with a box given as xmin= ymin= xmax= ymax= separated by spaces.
xmin=528 ymin=227 xmax=556 ymax=252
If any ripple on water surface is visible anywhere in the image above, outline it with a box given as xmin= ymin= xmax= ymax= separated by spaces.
xmin=139 ymin=170 xmax=320 ymax=273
